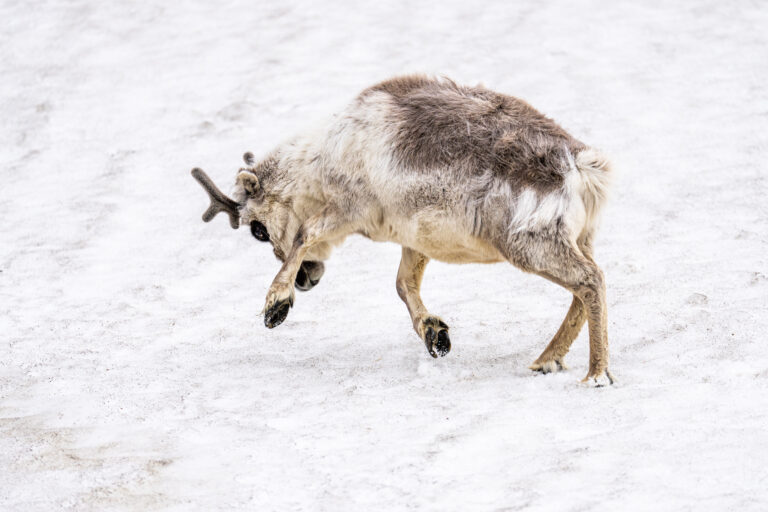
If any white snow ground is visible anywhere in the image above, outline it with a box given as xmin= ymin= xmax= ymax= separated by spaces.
xmin=2 ymin=0 xmax=767 ymax=510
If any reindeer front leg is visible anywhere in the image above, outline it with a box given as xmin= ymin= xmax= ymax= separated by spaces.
xmin=396 ymin=247 xmax=451 ymax=357
xmin=263 ymin=206 xmax=350 ymax=328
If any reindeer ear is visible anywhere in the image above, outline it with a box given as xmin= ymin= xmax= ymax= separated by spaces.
xmin=243 ymin=152 xmax=255 ymax=166
xmin=237 ymin=171 xmax=260 ymax=196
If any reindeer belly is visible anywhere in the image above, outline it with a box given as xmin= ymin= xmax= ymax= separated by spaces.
xmin=412 ymin=230 xmax=505 ymax=264
xmin=371 ymin=212 xmax=505 ymax=264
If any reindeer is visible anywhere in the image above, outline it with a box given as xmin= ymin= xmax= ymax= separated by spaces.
xmin=192 ymin=75 xmax=614 ymax=386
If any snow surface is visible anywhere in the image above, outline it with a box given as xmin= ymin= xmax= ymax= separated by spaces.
xmin=2 ymin=0 xmax=768 ymax=510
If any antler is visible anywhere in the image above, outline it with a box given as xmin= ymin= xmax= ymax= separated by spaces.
xmin=191 ymin=168 xmax=240 ymax=229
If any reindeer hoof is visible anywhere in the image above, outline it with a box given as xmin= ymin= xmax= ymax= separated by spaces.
xmin=264 ymin=297 xmax=292 ymax=328
xmin=423 ymin=317 xmax=450 ymax=358
xmin=295 ymin=261 xmax=325 ymax=292
xmin=581 ymin=369 xmax=615 ymax=387
xmin=529 ymin=359 xmax=567 ymax=374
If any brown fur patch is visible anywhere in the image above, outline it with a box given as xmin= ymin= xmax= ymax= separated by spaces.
xmin=371 ymin=76 xmax=585 ymax=193
xmin=364 ymin=74 xmax=435 ymax=98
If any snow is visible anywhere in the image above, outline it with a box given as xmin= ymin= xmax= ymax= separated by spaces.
xmin=2 ymin=0 xmax=767 ymax=510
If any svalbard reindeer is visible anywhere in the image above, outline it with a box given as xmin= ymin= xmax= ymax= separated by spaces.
xmin=192 ymin=75 xmax=614 ymax=385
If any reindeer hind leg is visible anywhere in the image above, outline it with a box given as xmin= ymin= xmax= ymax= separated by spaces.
xmin=529 ymin=294 xmax=586 ymax=373
xmin=505 ymin=232 xmax=613 ymax=386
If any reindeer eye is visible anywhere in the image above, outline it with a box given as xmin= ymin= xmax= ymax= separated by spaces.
xmin=250 ymin=221 xmax=270 ymax=242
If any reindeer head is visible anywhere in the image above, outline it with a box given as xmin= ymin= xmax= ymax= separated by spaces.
xmin=191 ymin=153 xmax=324 ymax=291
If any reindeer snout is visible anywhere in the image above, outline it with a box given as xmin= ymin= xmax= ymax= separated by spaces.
xmin=295 ymin=261 xmax=324 ymax=291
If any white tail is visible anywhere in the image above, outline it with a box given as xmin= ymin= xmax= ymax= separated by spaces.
xmin=574 ymin=147 xmax=612 ymax=235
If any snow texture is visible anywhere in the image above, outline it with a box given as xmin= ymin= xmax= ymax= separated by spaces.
xmin=2 ymin=1 xmax=767 ymax=510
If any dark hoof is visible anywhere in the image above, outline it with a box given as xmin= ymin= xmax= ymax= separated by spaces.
xmin=423 ymin=317 xmax=450 ymax=358
xmin=294 ymin=261 xmax=324 ymax=292
xmin=264 ymin=297 xmax=293 ymax=328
